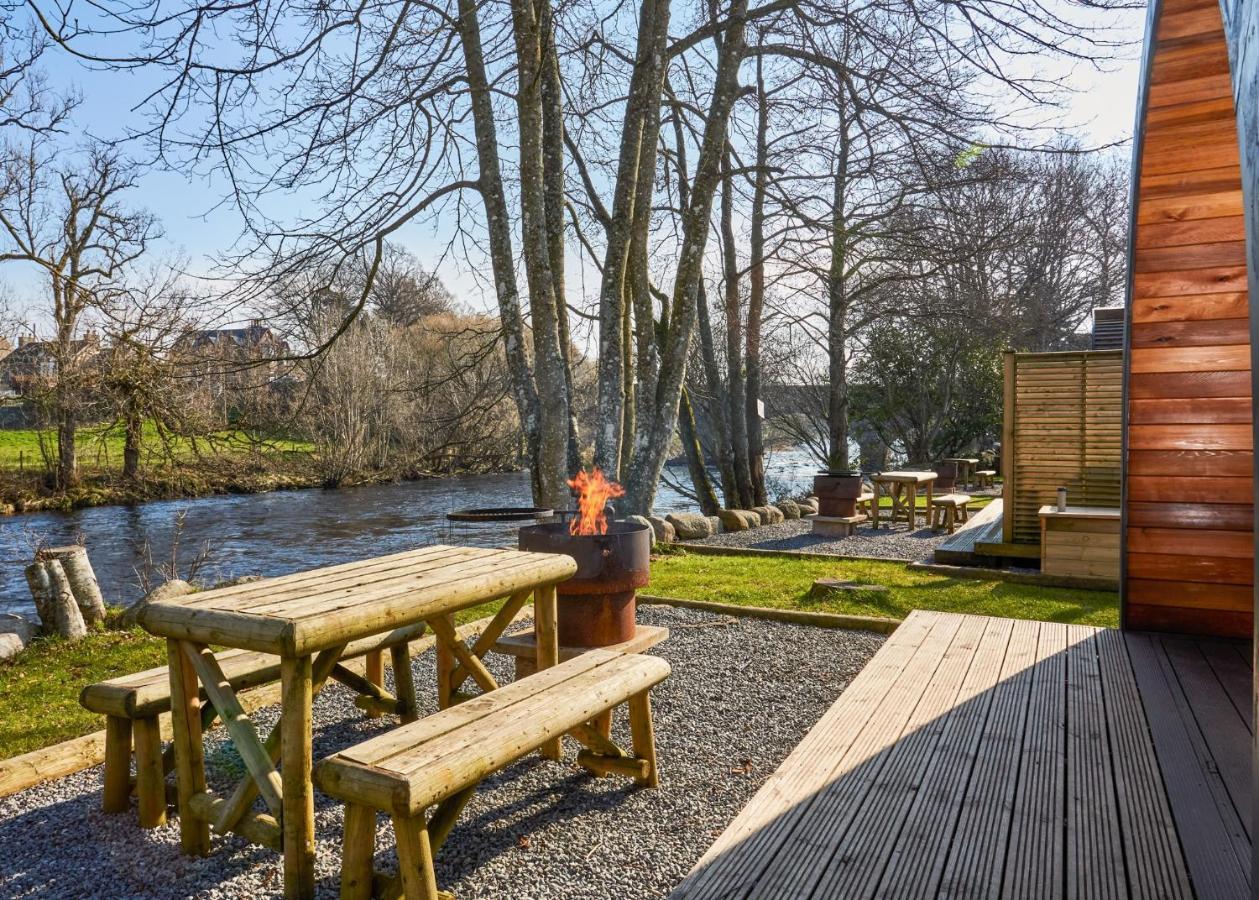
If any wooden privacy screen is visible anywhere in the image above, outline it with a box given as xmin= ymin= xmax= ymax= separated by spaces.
xmin=1002 ymin=351 xmax=1122 ymax=545
xmin=1123 ymin=0 xmax=1253 ymax=638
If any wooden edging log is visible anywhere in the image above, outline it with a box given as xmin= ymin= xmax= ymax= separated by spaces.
xmin=636 ymin=594 xmax=901 ymax=634
xmin=905 ymin=561 xmax=1119 ymax=593
xmin=0 ymin=605 xmax=530 ymax=800
xmin=671 ymin=542 xmax=912 ymax=566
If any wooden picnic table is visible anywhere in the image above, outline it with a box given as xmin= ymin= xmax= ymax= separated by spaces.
xmin=139 ymin=544 xmax=577 ymax=900
xmin=869 ymin=471 xmax=937 ymax=530
xmin=942 ymin=457 xmax=980 ymax=489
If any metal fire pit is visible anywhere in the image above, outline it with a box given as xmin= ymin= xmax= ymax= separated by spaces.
xmin=517 ymin=520 xmax=651 ymax=647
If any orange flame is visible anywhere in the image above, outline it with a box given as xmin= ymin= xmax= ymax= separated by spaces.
xmin=568 ymin=467 xmax=625 ymax=535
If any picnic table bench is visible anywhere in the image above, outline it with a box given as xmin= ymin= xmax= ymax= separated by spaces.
xmin=81 ymin=623 xmax=425 ymax=827
xmin=317 ymin=648 xmax=670 ymax=899
xmin=942 ymin=457 xmax=980 ymax=489
xmin=869 ymin=471 xmax=937 ymax=530
xmin=137 ymin=544 xmax=578 ymax=900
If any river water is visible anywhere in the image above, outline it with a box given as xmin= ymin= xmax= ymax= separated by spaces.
xmin=0 ymin=448 xmax=822 ymax=617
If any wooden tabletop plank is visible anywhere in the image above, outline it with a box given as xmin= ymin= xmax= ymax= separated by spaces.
xmin=871 ymin=471 xmax=938 ymax=483
xmin=140 ymin=546 xmax=577 ymax=655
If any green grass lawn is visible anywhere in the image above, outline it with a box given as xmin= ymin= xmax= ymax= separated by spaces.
xmin=0 ymin=599 xmax=507 ymax=760
xmin=872 ymin=494 xmax=995 ymax=509
xmin=648 ymin=550 xmax=1118 ymax=628
xmin=0 ymin=421 xmax=312 ymax=470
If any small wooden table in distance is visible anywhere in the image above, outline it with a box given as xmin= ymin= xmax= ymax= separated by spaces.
xmin=869 ymin=471 xmax=937 ymax=530
xmin=942 ymin=457 xmax=980 ymax=490
xmin=139 ymin=544 xmax=577 ymax=900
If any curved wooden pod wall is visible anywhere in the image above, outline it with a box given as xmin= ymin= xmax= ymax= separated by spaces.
xmin=1122 ymin=0 xmax=1256 ymax=638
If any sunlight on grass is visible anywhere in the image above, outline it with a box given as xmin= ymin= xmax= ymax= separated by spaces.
xmin=648 ymin=551 xmax=1118 ymax=628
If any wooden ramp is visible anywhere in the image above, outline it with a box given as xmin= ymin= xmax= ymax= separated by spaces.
xmin=932 ymin=498 xmax=1004 ymax=565
xmin=671 ymin=611 xmax=1251 ymax=900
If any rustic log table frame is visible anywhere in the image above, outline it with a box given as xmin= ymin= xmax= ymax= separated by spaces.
xmin=869 ymin=471 xmax=937 ymax=530
xmin=138 ymin=545 xmax=577 ymax=900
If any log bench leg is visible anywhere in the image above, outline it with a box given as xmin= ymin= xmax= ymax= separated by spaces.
xmin=342 ymin=803 xmax=376 ymax=900
xmin=133 ymin=717 xmax=168 ymax=827
xmin=393 ymin=813 xmax=440 ymax=900
xmin=391 ymin=644 xmax=419 ymax=724
xmin=102 ymin=716 xmax=132 ymax=814
xmin=364 ymin=650 xmax=385 ymax=719
xmin=628 ymin=690 xmax=659 ymax=788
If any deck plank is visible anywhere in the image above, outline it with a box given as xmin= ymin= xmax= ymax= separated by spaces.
xmin=1125 ymin=631 xmax=1250 ymax=899
xmin=671 ymin=612 xmax=1251 ymax=900
xmin=1095 ymin=630 xmax=1192 ymax=900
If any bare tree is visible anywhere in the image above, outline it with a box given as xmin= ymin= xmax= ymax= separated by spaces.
xmin=0 ymin=143 xmax=156 ymax=487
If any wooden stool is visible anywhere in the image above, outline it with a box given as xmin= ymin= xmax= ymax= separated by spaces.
xmin=929 ymin=494 xmax=972 ymax=534
xmin=976 ymin=470 xmax=996 ymax=489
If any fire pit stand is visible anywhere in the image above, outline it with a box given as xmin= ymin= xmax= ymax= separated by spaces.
xmin=509 ymin=518 xmax=668 ymax=737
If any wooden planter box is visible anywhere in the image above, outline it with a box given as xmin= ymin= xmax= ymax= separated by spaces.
xmin=1038 ymin=506 xmax=1120 ymax=580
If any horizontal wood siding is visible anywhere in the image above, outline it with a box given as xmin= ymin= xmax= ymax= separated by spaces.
xmin=1123 ymin=0 xmax=1252 ymax=638
xmin=1003 ymin=351 xmax=1123 ymax=544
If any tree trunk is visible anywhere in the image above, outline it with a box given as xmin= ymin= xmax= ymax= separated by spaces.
xmin=537 ymin=0 xmax=581 ymax=477
xmin=827 ymin=156 xmax=852 ymax=471
xmin=622 ymin=0 xmax=749 ymax=515
xmin=593 ymin=0 xmax=670 ymax=476
xmin=57 ymin=409 xmax=77 ymax=489
xmin=745 ymin=61 xmax=769 ymax=504
xmin=696 ymin=280 xmax=737 ymax=506
xmin=44 ymin=545 xmax=107 ymax=626
xmin=678 ymin=386 xmax=721 ymax=515
xmin=456 ymin=0 xmax=546 ymax=502
xmin=720 ymin=150 xmax=754 ymax=509
xmin=123 ymin=404 xmax=142 ymax=480
xmin=44 ymin=559 xmax=87 ymax=640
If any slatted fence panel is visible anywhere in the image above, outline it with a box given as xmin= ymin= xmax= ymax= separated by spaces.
xmin=1003 ymin=350 xmax=1123 ymax=545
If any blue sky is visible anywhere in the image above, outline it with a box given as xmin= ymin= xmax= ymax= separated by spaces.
xmin=6 ymin=4 xmax=1147 ymax=324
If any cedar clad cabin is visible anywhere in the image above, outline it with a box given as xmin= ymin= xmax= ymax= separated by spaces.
xmin=1122 ymin=0 xmax=1258 ymax=641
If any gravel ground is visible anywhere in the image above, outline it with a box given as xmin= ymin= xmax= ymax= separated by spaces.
xmin=0 ymin=605 xmax=884 ymax=899
xmin=686 ymin=517 xmax=947 ymax=561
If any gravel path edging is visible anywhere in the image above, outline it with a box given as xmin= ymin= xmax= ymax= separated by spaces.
xmin=639 ymin=594 xmax=901 ymax=634
xmin=907 ymin=561 xmax=1119 ymax=593
xmin=672 ymin=542 xmax=915 ymax=566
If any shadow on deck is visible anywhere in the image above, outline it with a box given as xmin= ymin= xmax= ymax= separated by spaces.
xmin=670 ymin=610 xmax=1250 ymax=899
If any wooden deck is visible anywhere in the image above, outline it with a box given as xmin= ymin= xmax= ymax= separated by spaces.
xmin=932 ymin=498 xmax=1004 ymax=565
xmin=672 ymin=610 xmax=1251 ymax=899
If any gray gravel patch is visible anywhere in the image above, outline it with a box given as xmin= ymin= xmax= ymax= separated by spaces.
xmin=0 ymin=605 xmax=883 ymax=899
xmin=686 ymin=517 xmax=947 ymax=561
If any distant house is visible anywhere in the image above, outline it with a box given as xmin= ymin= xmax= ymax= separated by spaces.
xmin=174 ymin=322 xmax=290 ymax=359
xmin=0 ymin=334 xmax=101 ymax=399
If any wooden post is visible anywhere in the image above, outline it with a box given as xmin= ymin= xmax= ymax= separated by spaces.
xmin=628 ymin=690 xmax=659 ymax=788
xmin=1002 ymin=350 xmax=1015 ymax=544
xmin=133 ymin=717 xmax=167 ymax=827
xmin=167 ymin=639 xmax=209 ymax=855
xmin=535 ymin=584 xmax=561 ymax=760
xmin=391 ymin=643 xmax=419 ymax=724
xmin=101 ymin=716 xmax=132 ymax=813
xmin=364 ymin=650 xmax=385 ymax=719
xmin=341 ymin=803 xmax=376 ymax=900
xmin=433 ymin=618 xmax=456 ymax=711
xmin=281 ymin=655 xmax=315 ymax=900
